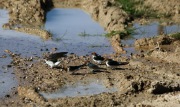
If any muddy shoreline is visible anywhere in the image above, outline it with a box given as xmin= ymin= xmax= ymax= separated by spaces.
xmin=0 ymin=0 xmax=180 ymax=106
xmin=0 ymin=37 xmax=180 ymax=106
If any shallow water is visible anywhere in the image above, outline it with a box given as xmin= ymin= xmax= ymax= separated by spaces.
xmin=0 ymin=57 xmax=17 ymax=98
xmin=0 ymin=8 xmax=114 ymax=57
xmin=44 ymin=8 xmax=114 ymax=55
xmin=122 ymin=22 xmax=180 ymax=55
xmin=40 ymin=80 xmax=117 ymax=99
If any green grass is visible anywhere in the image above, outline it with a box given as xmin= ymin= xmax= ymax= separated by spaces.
xmin=78 ymin=28 xmax=136 ymax=39
xmin=115 ymin=0 xmax=158 ymax=18
xmin=78 ymin=30 xmax=104 ymax=37
xmin=171 ymin=33 xmax=180 ymax=40
xmin=50 ymin=30 xmax=67 ymax=42
xmin=104 ymin=27 xmax=136 ymax=38
xmin=78 ymin=31 xmax=91 ymax=37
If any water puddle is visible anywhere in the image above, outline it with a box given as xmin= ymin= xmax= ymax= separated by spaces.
xmin=0 ymin=57 xmax=17 ymax=98
xmin=122 ymin=22 xmax=180 ymax=55
xmin=40 ymin=80 xmax=117 ymax=99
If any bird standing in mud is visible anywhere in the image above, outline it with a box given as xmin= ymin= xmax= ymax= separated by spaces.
xmin=105 ymin=59 xmax=121 ymax=69
xmin=44 ymin=60 xmax=61 ymax=68
xmin=67 ymin=63 xmax=86 ymax=75
xmin=91 ymin=52 xmax=105 ymax=64
xmin=43 ymin=52 xmax=68 ymax=68
xmin=86 ymin=61 xmax=105 ymax=73
xmin=44 ymin=52 xmax=68 ymax=62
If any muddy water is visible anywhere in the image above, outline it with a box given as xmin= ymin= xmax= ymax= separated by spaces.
xmin=0 ymin=8 xmax=114 ymax=98
xmin=40 ymin=80 xmax=117 ymax=99
xmin=122 ymin=22 xmax=180 ymax=55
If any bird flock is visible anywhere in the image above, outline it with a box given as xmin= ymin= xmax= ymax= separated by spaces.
xmin=44 ymin=52 xmax=122 ymax=74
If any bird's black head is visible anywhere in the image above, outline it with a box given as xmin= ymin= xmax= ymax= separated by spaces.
xmin=91 ymin=52 xmax=97 ymax=56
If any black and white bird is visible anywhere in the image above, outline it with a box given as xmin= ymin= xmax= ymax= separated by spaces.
xmin=91 ymin=52 xmax=105 ymax=64
xmin=86 ymin=61 xmax=105 ymax=73
xmin=105 ymin=59 xmax=121 ymax=69
xmin=67 ymin=63 xmax=86 ymax=74
xmin=44 ymin=52 xmax=68 ymax=62
xmin=43 ymin=52 xmax=67 ymax=68
xmin=44 ymin=59 xmax=61 ymax=68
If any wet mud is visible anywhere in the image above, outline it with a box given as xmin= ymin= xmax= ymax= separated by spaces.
xmin=0 ymin=0 xmax=180 ymax=107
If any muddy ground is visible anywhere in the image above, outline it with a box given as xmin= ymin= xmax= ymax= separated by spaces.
xmin=0 ymin=36 xmax=180 ymax=107
xmin=0 ymin=0 xmax=180 ymax=107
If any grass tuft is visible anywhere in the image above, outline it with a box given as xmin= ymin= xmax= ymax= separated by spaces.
xmin=115 ymin=0 xmax=158 ymax=18
xmin=78 ymin=30 xmax=104 ymax=37
xmin=105 ymin=28 xmax=136 ymax=39
xmin=171 ymin=33 xmax=180 ymax=40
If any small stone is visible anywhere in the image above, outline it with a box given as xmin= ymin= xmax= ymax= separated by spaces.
xmin=5 ymin=94 xmax=10 ymax=98
xmin=4 ymin=49 xmax=12 ymax=54
xmin=1 ymin=55 xmax=7 ymax=58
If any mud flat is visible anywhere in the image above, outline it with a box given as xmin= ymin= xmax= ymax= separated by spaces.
xmin=0 ymin=42 xmax=179 ymax=106
xmin=0 ymin=0 xmax=180 ymax=107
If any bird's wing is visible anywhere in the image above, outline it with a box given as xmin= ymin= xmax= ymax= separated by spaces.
xmin=49 ymin=52 xmax=68 ymax=59
xmin=94 ymin=55 xmax=104 ymax=60
xmin=55 ymin=61 xmax=61 ymax=66
xmin=111 ymin=61 xmax=121 ymax=65
xmin=45 ymin=60 xmax=53 ymax=65
xmin=91 ymin=63 xmax=99 ymax=69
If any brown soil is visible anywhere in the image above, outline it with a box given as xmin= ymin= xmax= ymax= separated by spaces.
xmin=0 ymin=0 xmax=180 ymax=107
xmin=0 ymin=41 xmax=180 ymax=106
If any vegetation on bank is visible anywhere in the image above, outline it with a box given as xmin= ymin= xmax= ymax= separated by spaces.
xmin=105 ymin=28 xmax=136 ymax=38
xmin=115 ymin=0 xmax=158 ymax=18
xmin=171 ymin=33 xmax=180 ymax=40
xmin=78 ymin=28 xmax=135 ymax=39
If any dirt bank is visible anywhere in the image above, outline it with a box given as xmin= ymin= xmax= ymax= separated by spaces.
xmin=143 ymin=0 xmax=180 ymax=23
xmin=0 ymin=0 xmax=54 ymax=27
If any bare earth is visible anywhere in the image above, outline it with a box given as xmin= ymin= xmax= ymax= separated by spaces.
xmin=0 ymin=0 xmax=180 ymax=107
xmin=0 ymin=38 xmax=180 ymax=107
